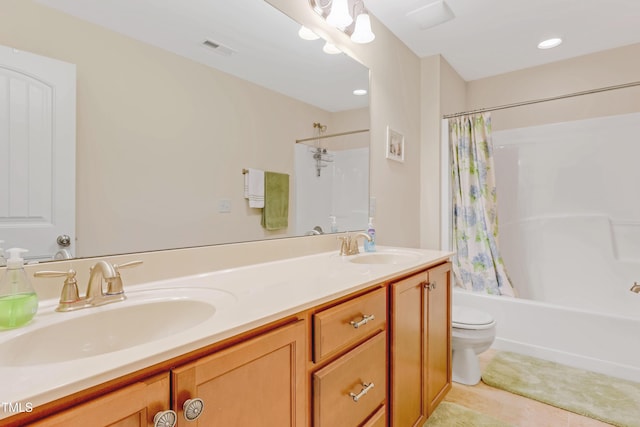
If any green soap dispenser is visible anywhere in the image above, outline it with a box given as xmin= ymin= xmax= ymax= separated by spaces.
xmin=0 ymin=248 xmax=38 ymax=329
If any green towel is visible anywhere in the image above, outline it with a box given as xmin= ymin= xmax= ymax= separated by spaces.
xmin=261 ymin=172 xmax=289 ymax=230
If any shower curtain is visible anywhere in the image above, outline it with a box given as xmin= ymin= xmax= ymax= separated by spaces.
xmin=449 ymin=113 xmax=515 ymax=296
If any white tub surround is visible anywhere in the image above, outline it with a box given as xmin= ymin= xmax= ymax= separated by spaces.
xmin=0 ymin=246 xmax=451 ymax=421
xmin=454 ymin=289 xmax=640 ymax=383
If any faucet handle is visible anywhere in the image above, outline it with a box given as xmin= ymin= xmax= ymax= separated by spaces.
xmin=34 ymin=269 xmax=80 ymax=303
xmin=337 ymin=234 xmax=351 ymax=256
xmin=114 ymin=260 xmax=144 ymax=270
xmin=106 ymin=260 xmax=143 ymax=295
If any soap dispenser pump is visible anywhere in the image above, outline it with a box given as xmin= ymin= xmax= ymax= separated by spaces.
xmin=0 ymin=248 xmax=39 ymax=329
xmin=364 ymin=217 xmax=376 ymax=252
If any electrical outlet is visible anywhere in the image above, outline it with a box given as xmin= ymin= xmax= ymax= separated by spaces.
xmin=218 ymin=199 xmax=231 ymax=213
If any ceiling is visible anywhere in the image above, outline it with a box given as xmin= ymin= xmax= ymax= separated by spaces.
xmin=35 ymin=0 xmax=369 ymax=112
xmin=365 ymin=0 xmax=640 ymax=81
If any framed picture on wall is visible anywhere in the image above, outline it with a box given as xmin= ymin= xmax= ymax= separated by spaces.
xmin=386 ymin=126 xmax=405 ymax=162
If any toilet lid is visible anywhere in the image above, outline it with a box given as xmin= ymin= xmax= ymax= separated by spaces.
xmin=452 ymin=305 xmax=495 ymax=330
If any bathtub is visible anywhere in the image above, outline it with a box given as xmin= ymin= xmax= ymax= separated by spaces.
xmin=454 ymin=288 xmax=640 ymax=383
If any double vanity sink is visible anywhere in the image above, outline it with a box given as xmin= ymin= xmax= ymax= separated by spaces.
xmin=0 ymin=246 xmax=449 ymax=421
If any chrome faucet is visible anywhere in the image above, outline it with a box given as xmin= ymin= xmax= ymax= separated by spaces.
xmin=338 ymin=232 xmax=372 ymax=256
xmin=631 ymin=282 xmax=640 ymax=294
xmin=34 ymin=260 xmax=142 ymax=312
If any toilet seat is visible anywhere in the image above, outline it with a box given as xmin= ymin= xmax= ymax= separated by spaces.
xmin=452 ymin=305 xmax=495 ymax=330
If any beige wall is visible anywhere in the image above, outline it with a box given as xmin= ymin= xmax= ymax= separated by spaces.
xmin=419 ymin=55 xmax=466 ymax=249
xmin=467 ymin=43 xmax=640 ymax=131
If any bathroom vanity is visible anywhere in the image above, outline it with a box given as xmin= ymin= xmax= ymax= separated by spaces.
xmin=0 ymin=247 xmax=451 ymax=426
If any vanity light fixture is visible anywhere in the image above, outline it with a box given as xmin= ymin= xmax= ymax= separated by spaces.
xmin=353 ymin=89 xmax=367 ymax=96
xmin=323 ymin=42 xmax=342 ymax=54
xmin=298 ymin=26 xmax=320 ymax=41
xmin=309 ymin=0 xmax=376 ymax=44
xmin=351 ymin=8 xmax=375 ymax=43
xmin=538 ymin=37 xmax=563 ymax=49
xmin=326 ymin=0 xmax=353 ymax=28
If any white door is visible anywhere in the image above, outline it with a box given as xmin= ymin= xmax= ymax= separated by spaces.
xmin=0 ymin=45 xmax=76 ymax=261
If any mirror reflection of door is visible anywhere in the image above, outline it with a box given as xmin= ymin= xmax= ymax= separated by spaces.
xmin=0 ymin=45 xmax=76 ymax=261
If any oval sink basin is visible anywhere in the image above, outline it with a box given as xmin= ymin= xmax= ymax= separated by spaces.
xmin=350 ymin=251 xmax=421 ymax=265
xmin=0 ymin=288 xmax=233 ymax=366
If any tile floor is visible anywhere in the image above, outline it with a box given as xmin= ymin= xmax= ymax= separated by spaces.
xmin=443 ymin=350 xmax=613 ymax=427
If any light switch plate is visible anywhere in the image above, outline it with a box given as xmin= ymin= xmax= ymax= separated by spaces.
xmin=218 ymin=199 xmax=231 ymax=213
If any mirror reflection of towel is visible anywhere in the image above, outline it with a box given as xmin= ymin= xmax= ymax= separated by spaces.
xmin=244 ymin=168 xmax=264 ymax=208
xmin=261 ymin=172 xmax=289 ymax=230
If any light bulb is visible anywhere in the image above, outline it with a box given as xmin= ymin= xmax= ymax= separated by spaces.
xmin=323 ymin=42 xmax=342 ymax=55
xmin=326 ymin=0 xmax=353 ymax=28
xmin=298 ymin=26 xmax=320 ymax=41
xmin=350 ymin=13 xmax=375 ymax=44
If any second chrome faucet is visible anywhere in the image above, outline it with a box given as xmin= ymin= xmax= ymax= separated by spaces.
xmin=338 ymin=232 xmax=373 ymax=256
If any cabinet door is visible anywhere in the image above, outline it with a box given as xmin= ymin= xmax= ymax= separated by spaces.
xmin=426 ymin=262 xmax=452 ymax=414
xmin=389 ymin=270 xmax=428 ymax=427
xmin=29 ymin=373 xmax=170 ymax=427
xmin=172 ymin=320 xmax=306 ymax=427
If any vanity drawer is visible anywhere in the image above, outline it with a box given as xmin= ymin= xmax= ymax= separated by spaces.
xmin=363 ymin=405 xmax=386 ymax=427
xmin=313 ymin=331 xmax=386 ymax=427
xmin=313 ymin=287 xmax=386 ymax=362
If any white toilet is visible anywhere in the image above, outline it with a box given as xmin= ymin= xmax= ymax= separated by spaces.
xmin=451 ymin=305 xmax=496 ymax=385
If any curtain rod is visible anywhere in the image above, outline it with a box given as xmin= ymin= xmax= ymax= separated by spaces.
xmin=295 ymin=128 xmax=369 ymax=144
xmin=443 ymin=80 xmax=640 ymax=119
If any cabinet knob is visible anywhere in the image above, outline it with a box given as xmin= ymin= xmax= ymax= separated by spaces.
xmin=350 ymin=313 xmax=375 ymax=329
xmin=349 ymin=382 xmax=374 ymax=402
xmin=423 ymin=281 xmax=436 ymax=291
xmin=183 ymin=398 xmax=205 ymax=422
xmin=153 ymin=410 xmax=177 ymax=427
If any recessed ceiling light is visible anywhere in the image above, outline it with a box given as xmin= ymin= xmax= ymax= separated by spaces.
xmin=353 ymin=89 xmax=367 ymax=96
xmin=538 ymin=37 xmax=562 ymax=49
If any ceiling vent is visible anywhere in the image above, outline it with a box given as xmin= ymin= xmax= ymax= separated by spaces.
xmin=202 ymin=39 xmax=236 ymax=56
xmin=406 ymin=0 xmax=455 ymax=30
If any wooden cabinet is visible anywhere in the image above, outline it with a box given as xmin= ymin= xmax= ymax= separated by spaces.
xmin=313 ymin=287 xmax=386 ymax=362
xmin=313 ymin=332 xmax=386 ymax=427
xmin=29 ymin=373 xmax=170 ymax=427
xmin=28 ymin=321 xmax=306 ymax=427
xmin=171 ymin=320 xmax=306 ymax=427
xmin=311 ymin=288 xmax=387 ymax=427
xmin=15 ymin=261 xmax=452 ymax=427
xmin=389 ymin=262 xmax=451 ymax=427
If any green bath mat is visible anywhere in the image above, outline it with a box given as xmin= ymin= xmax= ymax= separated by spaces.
xmin=424 ymin=402 xmax=515 ymax=427
xmin=482 ymin=351 xmax=640 ymax=427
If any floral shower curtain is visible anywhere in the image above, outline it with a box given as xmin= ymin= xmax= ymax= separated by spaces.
xmin=449 ymin=113 xmax=515 ymax=296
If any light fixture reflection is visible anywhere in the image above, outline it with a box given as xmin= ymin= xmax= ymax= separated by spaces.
xmin=322 ymin=42 xmax=342 ymax=55
xmin=298 ymin=26 xmax=320 ymax=41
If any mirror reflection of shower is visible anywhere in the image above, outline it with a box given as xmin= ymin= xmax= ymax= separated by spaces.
xmin=311 ymin=122 xmax=334 ymax=177
xmin=294 ymin=122 xmax=370 ymax=236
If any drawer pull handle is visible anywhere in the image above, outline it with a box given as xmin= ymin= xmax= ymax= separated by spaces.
xmin=350 ymin=314 xmax=375 ymax=329
xmin=349 ymin=382 xmax=374 ymax=402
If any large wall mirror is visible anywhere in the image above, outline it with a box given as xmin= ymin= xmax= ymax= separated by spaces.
xmin=0 ymin=0 xmax=370 ymax=262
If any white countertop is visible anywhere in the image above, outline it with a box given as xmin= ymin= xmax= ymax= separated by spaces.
xmin=0 ymin=247 xmax=450 ymax=419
